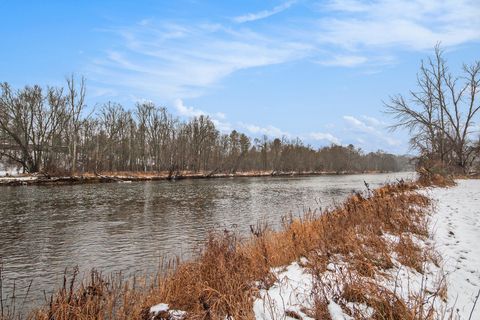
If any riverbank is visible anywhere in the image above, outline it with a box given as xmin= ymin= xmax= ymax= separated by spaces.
xmin=1 ymin=178 xmax=455 ymax=320
xmin=0 ymin=170 xmax=398 ymax=186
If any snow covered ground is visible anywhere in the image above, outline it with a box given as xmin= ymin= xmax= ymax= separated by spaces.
xmin=253 ymin=248 xmax=445 ymax=320
xmin=426 ymin=179 xmax=480 ymax=319
xmin=254 ymin=180 xmax=480 ymax=319
xmin=253 ymin=260 xmax=316 ymax=320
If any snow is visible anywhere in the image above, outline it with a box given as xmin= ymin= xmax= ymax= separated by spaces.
xmin=254 ymin=258 xmax=443 ymax=319
xmin=0 ymin=176 xmax=36 ymax=181
xmin=252 ymin=251 xmax=444 ymax=319
xmin=426 ymin=179 xmax=480 ymax=319
xmin=328 ymin=300 xmax=353 ymax=320
xmin=253 ymin=262 xmax=315 ymax=320
xmin=149 ymin=303 xmax=187 ymax=320
xmin=0 ymin=175 xmax=38 ymax=185
xmin=150 ymin=303 xmax=169 ymax=314
xmin=377 ymin=235 xmax=446 ymax=308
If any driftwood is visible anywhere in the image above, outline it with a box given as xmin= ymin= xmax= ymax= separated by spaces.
xmin=205 ymin=168 xmax=220 ymax=178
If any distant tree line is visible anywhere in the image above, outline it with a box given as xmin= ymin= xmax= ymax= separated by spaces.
xmin=0 ymin=77 xmax=409 ymax=175
xmin=387 ymin=45 xmax=480 ymax=174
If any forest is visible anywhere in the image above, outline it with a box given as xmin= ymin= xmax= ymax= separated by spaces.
xmin=0 ymin=76 xmax=409 ymax=176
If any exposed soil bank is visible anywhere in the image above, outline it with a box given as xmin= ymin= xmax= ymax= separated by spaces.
xmin=0 ymin=170 xmax=398 ymax=186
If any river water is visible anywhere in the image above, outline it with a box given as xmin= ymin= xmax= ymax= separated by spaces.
xmin=0 ymin=172 xmax=414 ymax=307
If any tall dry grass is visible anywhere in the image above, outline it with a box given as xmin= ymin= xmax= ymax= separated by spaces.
xmin=1 ymin=180 xmax=447 ymax=320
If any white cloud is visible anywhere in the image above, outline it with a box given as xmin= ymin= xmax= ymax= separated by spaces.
xmin=309 ymin=132 xmax=341 ymax=144
xmin=173 ymin=100 xmax=297 ymax=137
xmin=212 ymin=119 xmax=233 ymax=133
xmin=343 ymin=115 xmax=371 ymax=131
xmin=317 ymin=0 xmax=480 ymax=51
xmin=343 ymin=115 xmax=401 ymax=147
xmin=174 ymin=98 xmax=206 ymax=118
xmin=361 ymin=115 xmax=386 ymax=127
xmin=215 ymin=112 xmax=226 ymax=120
xmin=240 ymin=123 xmax=290 ymax=138
xmin=174 ymin=99 xmax=232 ymax=133
xmin=233 ymin=1 xmax=297 ymax=23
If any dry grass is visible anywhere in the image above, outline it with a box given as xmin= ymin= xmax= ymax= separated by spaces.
xmin=1 ymin=179 xmax=449 ymax=320
xmin=417 ymin=168 xmax=456 ymax=187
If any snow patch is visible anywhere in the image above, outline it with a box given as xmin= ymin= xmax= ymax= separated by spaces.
xmin=150 ymin=303 xmax=169 ymax=314
xmin=149 ymin=303 xmax=187 ymax=320
xmin=253 ymin=262 xmax=315 ymax=320
xmin=328 ymin=300 xmax=353 ymax=320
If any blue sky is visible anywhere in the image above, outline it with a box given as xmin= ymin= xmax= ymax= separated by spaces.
xmin=1 ymin=0 xmax=479 ymax=154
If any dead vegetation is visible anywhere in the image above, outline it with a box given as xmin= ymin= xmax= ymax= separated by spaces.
xmin=416 ymin=167 xmax=456 ymax=188
xmin=0 ymin=180 xmax=449 ymax=320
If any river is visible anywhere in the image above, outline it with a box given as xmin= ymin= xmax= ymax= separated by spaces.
xmin=0 ymin=172 xmax=415 ymax=308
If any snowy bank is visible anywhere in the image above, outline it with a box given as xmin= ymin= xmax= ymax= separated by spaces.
xmin=253 ymin=180 xmax=480 ymax=319
xmin=253 ymin=238 xmax=446 ymax=319
xmin=426 ymin=180 xmax=480 ymax=319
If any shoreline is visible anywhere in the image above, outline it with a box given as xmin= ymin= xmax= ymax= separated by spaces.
xmin=4 ymin=178 xmax=454 ymax=319
xmin=0 ymin=170 xmax=401 ymax=186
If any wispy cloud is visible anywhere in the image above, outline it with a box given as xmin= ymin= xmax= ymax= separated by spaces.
xmin=343 ymin=115 xmax=400 ymax=147
xmin=317 ymin=0 xmax=480 ymax=51
xmin=87 ymin=0 xmax=480 ymax=103
xmin=361 ymin=115 xmax=386 ymax=127
xmin=309 ymin=132 xmax=341 ymax=144
xmin=89 ymin=22 xmax=310 ymax=100
xmin=317 ymin=55 xmax=368 ymax=67
xmin=239 ymin=122 xmax=291 ymax=138
xmin=233 ymin=1 xmax=297 ymax=23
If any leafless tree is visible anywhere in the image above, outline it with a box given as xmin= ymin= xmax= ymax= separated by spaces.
xmin=386 ymin=45 xmax=480 ymax=173
xmin=0 ymin=83 xmax=67 ymax=173
xmin=65 ymin=74 xmax=87 ymax=175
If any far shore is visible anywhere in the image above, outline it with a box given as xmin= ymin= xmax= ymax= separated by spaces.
xmin=0 ymin=169 xmax=405 ymax=186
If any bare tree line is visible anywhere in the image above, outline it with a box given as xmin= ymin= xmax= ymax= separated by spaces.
xmin=386 ymin=45 xmax=480 ymax=174
xmin=1 ymin=76 xmax=408 ymax=176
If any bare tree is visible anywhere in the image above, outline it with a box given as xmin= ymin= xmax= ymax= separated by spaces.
xmin=386 ymin=45 xmax=480 ymax=173
xmin=65 ymin=75 xmax=87 ymax=175
xmin=0 ymin=83 xmax=67 ymax=173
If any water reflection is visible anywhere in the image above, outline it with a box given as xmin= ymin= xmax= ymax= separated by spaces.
xmin=0 ymin=172 xmax=414 ymax=305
